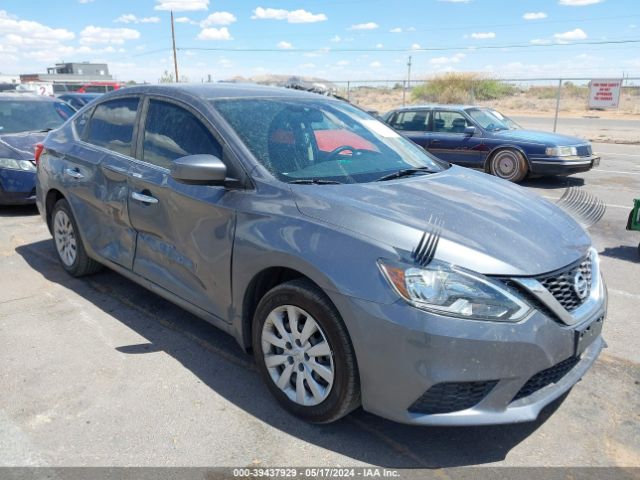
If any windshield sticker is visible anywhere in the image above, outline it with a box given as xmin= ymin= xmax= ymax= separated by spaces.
xmin=362 ymin=120 xmax=401 ymax=138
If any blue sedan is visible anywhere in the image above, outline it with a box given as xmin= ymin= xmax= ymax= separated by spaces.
xmin=0 ymin=94 xmax=75 ymax=205
xmin=382 ymin=105 xmax=600 ymax=182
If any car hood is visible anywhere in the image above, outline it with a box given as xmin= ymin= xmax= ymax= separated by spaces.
xmin=293 ymin=166 xmax=590 ymax=276
xmin=0 ymin=131 xmax=46 ymax=161
xmin=491 ymin=129 xmax=587 ymax=146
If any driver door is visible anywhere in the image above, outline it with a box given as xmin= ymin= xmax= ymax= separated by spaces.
xmin=127 ymin=97 xmax=236 ymax=320
xmin=428 ymin=110 xmax=484 ymax=167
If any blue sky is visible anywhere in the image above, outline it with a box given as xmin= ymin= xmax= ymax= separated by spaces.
xmin=0 ymin=0 xmax=638 ymax=83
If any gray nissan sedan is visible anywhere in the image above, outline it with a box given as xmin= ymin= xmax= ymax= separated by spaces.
xmin=35 ymin=84 xmax=607 ymax=425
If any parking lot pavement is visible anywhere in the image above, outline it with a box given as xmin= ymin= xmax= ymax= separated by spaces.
xmin=0 ymin=142 xmax=638 ymax=468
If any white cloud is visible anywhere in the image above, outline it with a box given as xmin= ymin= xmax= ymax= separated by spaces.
xmin=175 ymin=16 xmax=194 ymax=23
xmin=530 ymin=38 xmax=551 ymax=44
xmin=411 ymin=43 xmax=421 ymax=50
xmin=376 ymin=43 xmax=383 ymax=48
xmin=277 ymin=41 xmax=293 ymax=49
xmin=80 ymin=25 xmax=140 ymax=44
xmin=523 ymin=12 xmax=547 ymax=20
xmin=369 ymin=61 xmax=382 ymax=68
xmin=407 ymin=27 xmax=416 ymax=31
xmin=349 ymin=22 xmax=378 ymax=30
xmin=197 ymin=27 xmax=232 ymax=40
xmin=155 ymin=0 xmax=209 ymax=11
xmin=330 ymin=35 xmax=341 ymax=42
xmin=79 ymin=0 xmax=94 ymax=3
xmin=251 ymin=7 xmax=327 ymax=23
xmin=0 ymin=10 xmax=75 ymax=42
xmin=554 ymin=28 xmax=587 ymax=40
xmin=336 ymin=60 xmax=349 ymax=66
xmin=559 ymin=0 xmax=603 ymax=5
xmin=200 ymin=12 xmax=236 ymax=26
xmin=470 ymin=32 xmax=495 ymax=39
xmin=430 ymin=52 xmax=465 ymax=64
xmin=300 ymin=63 xmax=316 ymax=69
xmin=390 ymin=27 xmax=402 ymax=33
xmin=437 ymin=0 xmax=472 ymax=3
xmin=115 ymin=14 xmax=160 ymax=24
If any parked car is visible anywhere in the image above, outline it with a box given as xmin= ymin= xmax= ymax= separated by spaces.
xmin=57 ymin=92 xmax=101 ymax=110
xmin=382 ymin=105 xmax=600 ymax=182
xmin=36 ymin=84 xmax=606 ymax=425
xmin=0 ymin=93 xmax=74 ymax=205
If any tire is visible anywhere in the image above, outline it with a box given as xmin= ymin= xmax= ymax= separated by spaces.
xmin=51 ymin=199 xmax=102 ymax=277
xmin=252 ymin=278 xmax=360 ymax=423
xmin=489 ymin=149 xmax=528 ymax=182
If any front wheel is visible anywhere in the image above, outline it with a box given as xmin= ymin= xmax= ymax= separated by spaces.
xmin=489 ymin=149 xmax=528 ymax=182
xmin=252 ymin=279 xmax=360 ymax=423
xmin=51 ymin=199 xmax=102 ymax=277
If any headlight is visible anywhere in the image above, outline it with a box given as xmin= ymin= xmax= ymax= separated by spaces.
xmin=545 ymin=146 xmax=577 ymax=157
xmin=0 ymin=158 xmax=36 ymax=172
xmin=379 ymin=260 xmax=532 ymax=322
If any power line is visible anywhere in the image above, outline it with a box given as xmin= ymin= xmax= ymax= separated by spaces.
xmin=161 ymin=38 xmax=639 ymax=55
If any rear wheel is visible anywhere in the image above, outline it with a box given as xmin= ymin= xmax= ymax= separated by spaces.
xmin=252 ymin=278 xmax=360 ymax=423
xmin=52 ymin=199 xmax=102 ymax=277
xmin=489 ymin=149 xmax=528 ymax=182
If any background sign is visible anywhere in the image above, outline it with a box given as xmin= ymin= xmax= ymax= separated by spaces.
xmin=588 ymin=79 xmax=622 ymax=109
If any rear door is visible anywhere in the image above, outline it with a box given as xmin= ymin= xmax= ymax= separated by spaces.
xmin=60 ymin=96 xmax=140 ymax=269
xmin=127 ymin=97 xmax=236 ymax=319
xmin=428 ymin=109 xmax=484 ymax=167
xmin=387 ymin=109 xmax=432 ymax=148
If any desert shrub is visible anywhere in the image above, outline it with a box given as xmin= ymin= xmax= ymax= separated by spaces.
xmin=411 ymin=73 xmax=516 ymax=103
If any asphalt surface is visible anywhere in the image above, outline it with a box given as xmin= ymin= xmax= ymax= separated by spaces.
xmin=0 ymin=143 xmax=639 ymax=468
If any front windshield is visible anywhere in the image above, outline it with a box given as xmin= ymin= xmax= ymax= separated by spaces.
xmin=0 ymin=100 xmax=74 ymax=134
xmin=466 ymin=108 xmax=520 ymax=131
xmin=213 ymin=98 xmax=447 ymax=184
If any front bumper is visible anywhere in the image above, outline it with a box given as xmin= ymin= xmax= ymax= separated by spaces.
xmin=529 ymin=155 xmax=600 ymax=176
xmin=329 ymin=279 xmax=606 ymax=426
xmin=0 ymin=168 xmax=36 ymax=205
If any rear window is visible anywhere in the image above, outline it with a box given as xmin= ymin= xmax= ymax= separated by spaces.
xmin=85 ymin=98 xmax=139 ymax=156
xmin=0 ymin=100 xmax=74 ymax=134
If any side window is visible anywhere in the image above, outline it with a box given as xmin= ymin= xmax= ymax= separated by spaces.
xmin=389 ymin=110 xmax=429 ymax=132
xmin=74 ymin=107 xmax=93 ymax=138
xmin=85 ymin=98 xmax=139 ymax=156
xmin=433 ymin=110 xmax=471 ymax=134
xmin=142 ymin=100 xmax=222 ymax=169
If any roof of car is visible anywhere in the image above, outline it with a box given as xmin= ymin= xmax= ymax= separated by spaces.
xmin=109 ymin=82 xmax=330 ymax=101
xmin=0 ymin=93 xmax=62 ymax=102
xmin=390 ymin=104 xmax=484 ymax=112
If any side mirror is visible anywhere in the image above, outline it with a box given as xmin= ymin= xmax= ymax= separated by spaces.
xmin=464 ymin=126 xmax=477 ymax=136
xmin=170 ymin=154 xmax=227 ymax=185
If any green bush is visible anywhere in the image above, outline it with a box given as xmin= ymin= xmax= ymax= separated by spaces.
xmin=411 ymin=73 xmax=516 ymax=103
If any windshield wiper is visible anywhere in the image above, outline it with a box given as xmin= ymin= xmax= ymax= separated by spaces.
xmin=287 ymin=179 xmax=342 ymax=185
xmin=375 ymin=167 xmax=435 ymax=182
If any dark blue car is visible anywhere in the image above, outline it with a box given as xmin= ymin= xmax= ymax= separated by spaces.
xmin=382 ymin=105 xmax=600 ymax=182
xmin=57 ymin=92 xmax=102 ymax=110
xmin=0 ymin=94 xmax=75 ymax=205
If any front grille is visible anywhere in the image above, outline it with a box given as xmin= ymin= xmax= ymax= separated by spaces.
xmin=538 ymin=255 xmax=592 ymax=312
xmin=576 ymin=145 xmax=592 ymax=157
xmin=512 ymin=356 xmax=580 ymax=402
xmin=408 ymin=380 xmax=498 ymax=415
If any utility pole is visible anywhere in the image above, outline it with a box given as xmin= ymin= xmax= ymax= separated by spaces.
xmin=171 ymin=11 xmax=179 ymax=83
xmin=403 ymin=55 xmax=412 ymax=106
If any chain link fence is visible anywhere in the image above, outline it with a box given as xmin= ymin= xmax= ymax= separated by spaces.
xmin=330 ymin=77 xmax=640 ymax=126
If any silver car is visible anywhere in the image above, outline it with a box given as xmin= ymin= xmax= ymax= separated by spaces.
xmin=35 ymin=84 xmax=606 ymax=425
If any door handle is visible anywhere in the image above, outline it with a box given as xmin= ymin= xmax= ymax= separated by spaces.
xmin=431 ymin=139 xmax=441 ymax=145
xmin=64 ymin=168 xmax=84 ymax=179
xmin=131 ymin=191 xmax=159 ymax=204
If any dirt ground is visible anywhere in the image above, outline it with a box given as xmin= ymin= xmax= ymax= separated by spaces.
xmin=345 ymin=87 xmax=640 ymax=120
